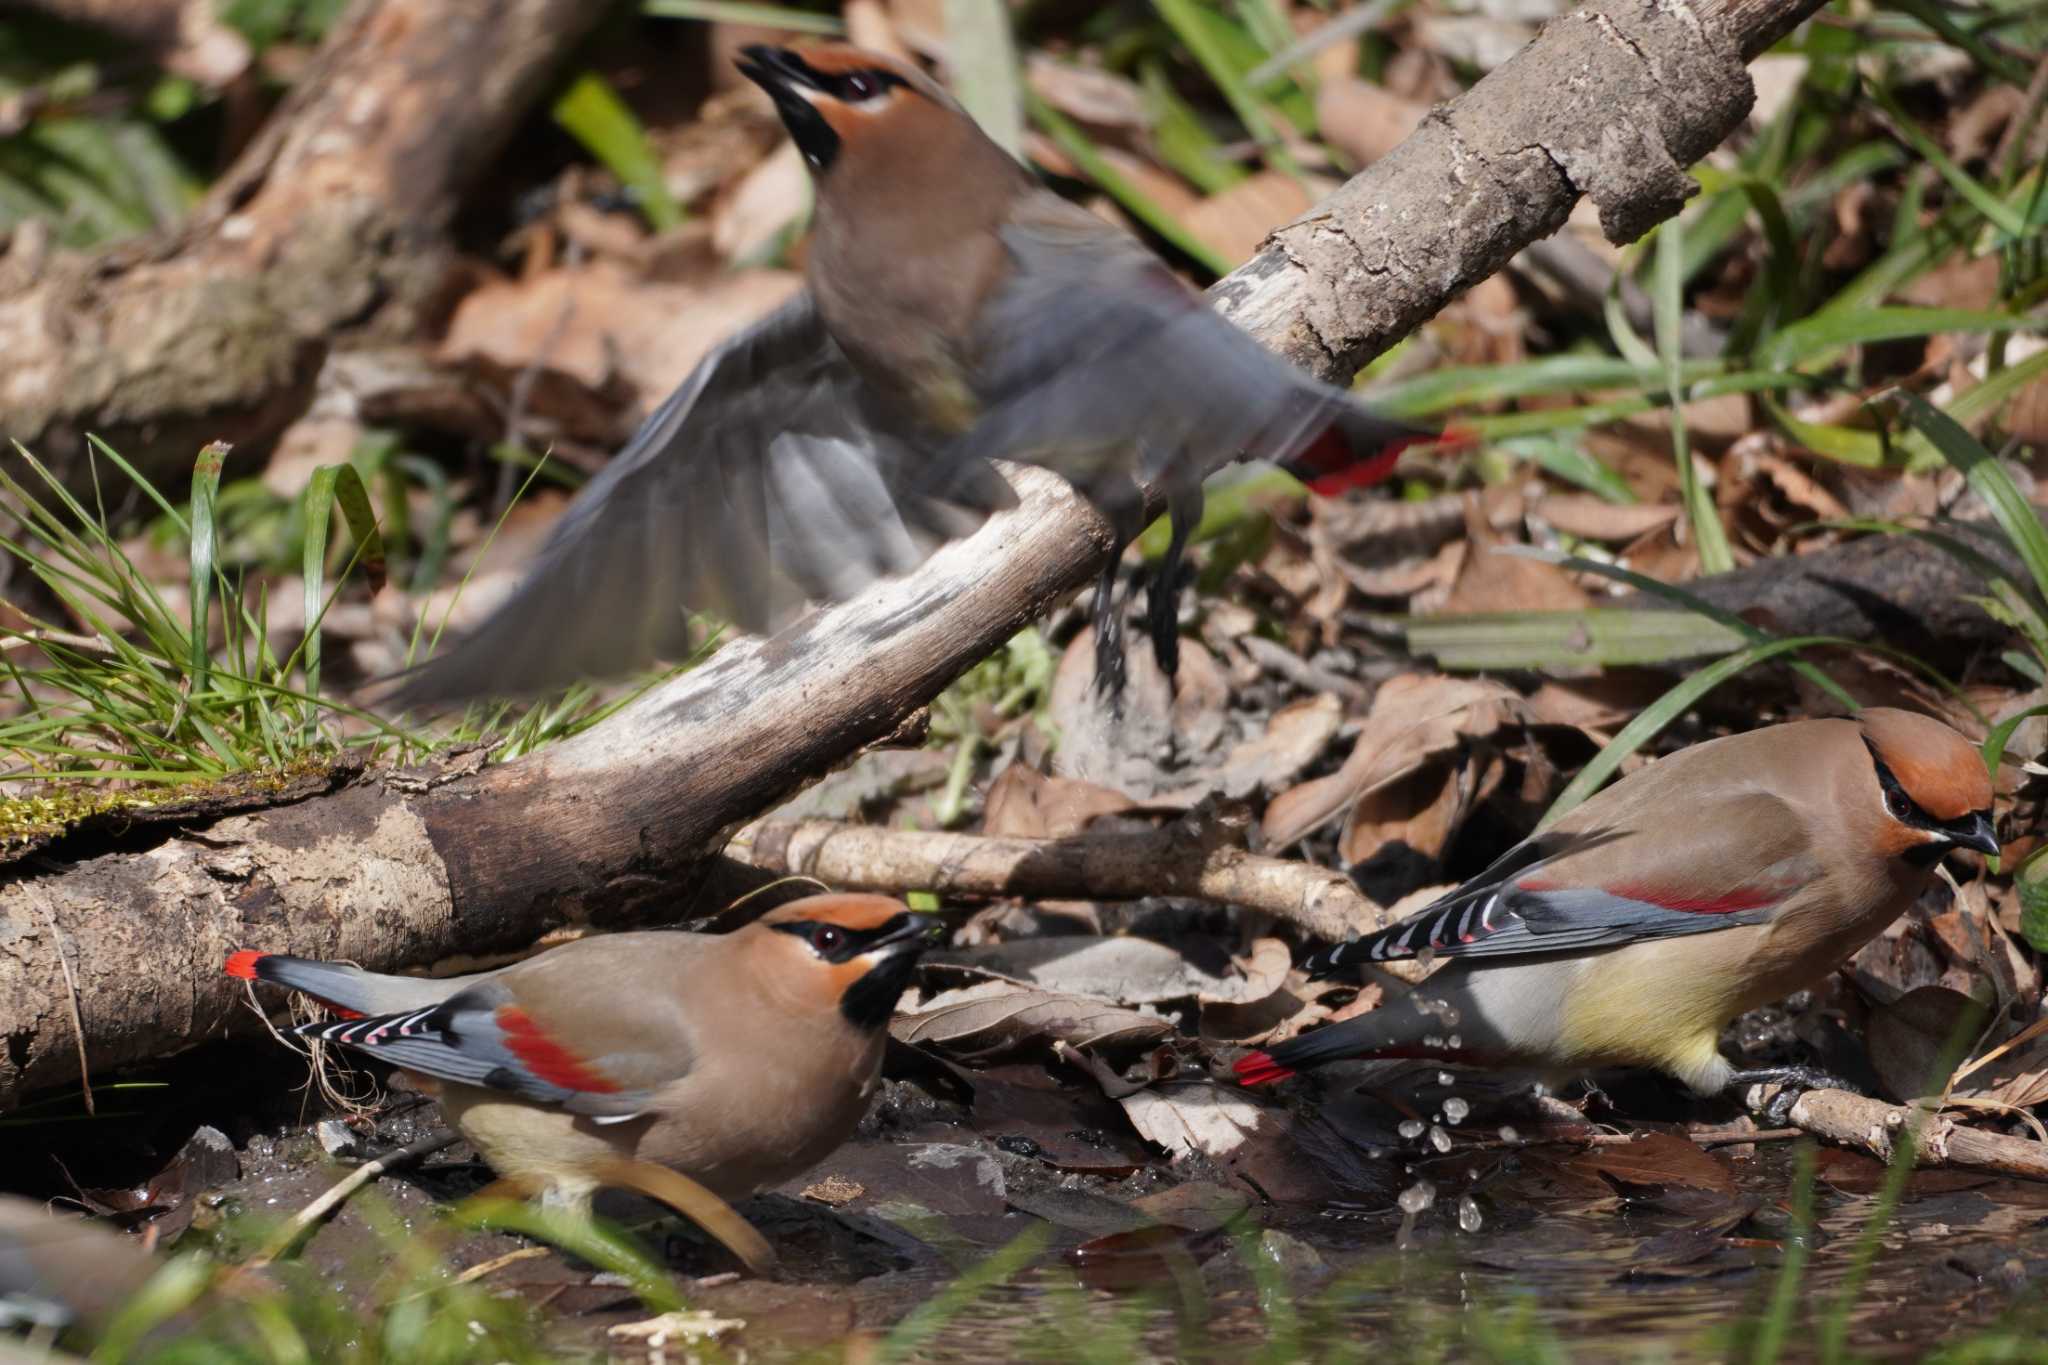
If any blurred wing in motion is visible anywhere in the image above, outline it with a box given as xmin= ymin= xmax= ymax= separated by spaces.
xmin=947 ymin=203 xmax=1431 ymax=511
xmin=377 ymin=295 xmax=1007 ymax=711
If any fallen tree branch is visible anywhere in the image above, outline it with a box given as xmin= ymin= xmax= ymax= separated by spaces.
xmin=1615 ymin=525 xmax=2033 ymax=664
xmin=0 ymin=0 xmax=1831 ymax=1107
xmin=729 ymin=818 xmax=1392 ymax=943
xmin=1761 ymin=1085 xmax=2048 ymax=1183
xmin=0 ymin=0 xmax=606 ymax=483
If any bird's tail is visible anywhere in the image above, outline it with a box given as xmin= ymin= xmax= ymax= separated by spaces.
xmin=224 ymin=952 xmax=460 ymax=1019
xmin=1276 ymin=412 xmax=1475 ymax=497
xmin=1234 ymin=996 xmax=1460 ymax=1087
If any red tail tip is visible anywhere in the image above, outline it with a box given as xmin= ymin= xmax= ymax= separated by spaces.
xmin=223 ymin=950 xmax=265 ymax=981
xmin=1436 ymin=423 xmax=1482 ymax=453
xmin=1233 ymin=1051 xmax=1296 ymax=1087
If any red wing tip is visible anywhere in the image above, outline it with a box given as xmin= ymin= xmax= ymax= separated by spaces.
xmin=223 ymin=950 xmax=265 ymax=980
xmin=1233 ymin=1052 xmax=1296 ymax=1087
xmin=1435 ymin=424 xmax=1482 ymax=452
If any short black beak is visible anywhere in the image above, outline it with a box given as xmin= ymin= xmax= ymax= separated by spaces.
xmin=735 ymin=44 xmax=818 ymax=97
xmin=1945 ymin=810 xmax=1999 ymax=858
xmin=867 ymin=912 xmax=943 ymax=956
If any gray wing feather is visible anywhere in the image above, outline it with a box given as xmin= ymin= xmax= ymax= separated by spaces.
xmin=951 ymin=219 xmax=1413 ymax=506
xmin=381 ymin=295 xmax=988 ymax=710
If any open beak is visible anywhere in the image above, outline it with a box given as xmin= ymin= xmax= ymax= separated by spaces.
xmin=1944 ymin=810 xmax=1999 ymax=858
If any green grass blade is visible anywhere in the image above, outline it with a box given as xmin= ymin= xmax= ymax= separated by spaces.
xmin=1026 ymin=89 xmax=1234 ymax=275
xmin=552 ymin=72 xmax=683 ymax=232
xmin=1658 ymin=217 xmax=1734 ymax=573
xmin=642 ymin=0 xmax=845 ymax=32
xmin=1751 ymin=1143 xmax=1817 ymax=1364
xmin=1406 ymin=608 xmax=1745 ymax=670
xmin=1761 ymin=306 xmax=2041 ymax=372
xmin=1513 ymin=547 xmax=1862 ymax=709
xmin=1870 ymin=80 xmax=2028 ymax=239
xmin=1151 ymin=0 xmax=1309 ymax=169
xmin=186 ymin=442 xmax=228 ymax=693
xmin=1886 ymin=388 xmax=2048 ymax=601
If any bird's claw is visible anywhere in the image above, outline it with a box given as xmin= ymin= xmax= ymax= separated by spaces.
xmin=1726 ymin=1065 xmax=1860 ymax=1123
xmin=1144 ymin=573 xmax=1181 ymax=680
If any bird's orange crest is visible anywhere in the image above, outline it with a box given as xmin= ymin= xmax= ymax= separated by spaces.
xmin=1857 ymin=708 xmax=1991 ymax=821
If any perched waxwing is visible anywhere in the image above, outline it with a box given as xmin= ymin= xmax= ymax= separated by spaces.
xmin=1237 ymin=709 xmax=1998 ymax=1116
xmin=379 ymin=42 xmax=1430 ymax=711
xmin=226 ymin=894 xmax=940 ymax=1273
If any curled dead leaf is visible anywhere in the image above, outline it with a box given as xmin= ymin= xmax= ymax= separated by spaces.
xmin=1262 ymin=674 xmax=1515 ymax=849
xmin=892 ymin=980 xmax=1173 ymax=1057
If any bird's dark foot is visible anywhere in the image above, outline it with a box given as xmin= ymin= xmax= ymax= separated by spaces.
xmin=1726 ymin=1065 xmax=1861 ymax=1124
xmin=1144 ymin=573 xmax=1181 ymax=681
xmin=1091 ymin=579 xmax=1127 ymax=705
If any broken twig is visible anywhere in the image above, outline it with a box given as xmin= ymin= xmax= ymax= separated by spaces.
xmin=732 ymin=819 xmax=1393 ymax=942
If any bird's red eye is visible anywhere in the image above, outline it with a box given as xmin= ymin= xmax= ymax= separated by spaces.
xmin=843 ymin=72 xmax=877 ymax=99
xmin=812 ymin=925 xmax=846 ymax=953
xmin=1885 ymin=788 xmax=1912 ymax=821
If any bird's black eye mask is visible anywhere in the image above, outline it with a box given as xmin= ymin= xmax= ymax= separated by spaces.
xmin=1863 ymin=738 xmax=1997 ymax=865
xmin=771 ymin=913 xmax=922 ymax=964
xmin=771 ymin=913 xmax=934 ymax=1030
xmin=736 ymin=47 xmax=915 ymax=173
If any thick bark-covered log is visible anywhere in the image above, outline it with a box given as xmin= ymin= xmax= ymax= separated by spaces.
xmin=0 ymin=0 xmax=604 ymax=482
xmin=0 ymin=0 xmax=1831 ymax=1107
xmin=1617 ymin=528 xmax=2029 ymax=663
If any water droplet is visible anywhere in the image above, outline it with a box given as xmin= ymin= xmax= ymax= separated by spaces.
xmin=1397 ymin=1119 xmax=1425 ymax=1140
xmin=1447 ymin=1034 xmax=1463 ymax=1050
xmin=1437 ymin=1072 xmax=1456 ymax=1088
xmin=1416 ymin=946 xmax=1437 ymax=970
xmin=1458 ymin=1194 xmax=1484 ymax=1232
xmin=1397 ymin=1180 xmax=1437 ymax=1215
xmin=1498 ymin=1124 xmax=1520 ymax=1143
xmin=1443 ymin=1097 xmax=1470 ymax=1124
xmin=1429 ymin=1125 xmax=1452 ymax=1153
xmin=1423 ymin=1035 xmax=1444 ymax=1049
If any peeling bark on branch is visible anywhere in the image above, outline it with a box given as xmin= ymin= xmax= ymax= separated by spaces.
xmin=1764 ymin=1086 xmax=2048 ymax=1183
xmin=0 ymin=0 xmax=1828 ymax=1107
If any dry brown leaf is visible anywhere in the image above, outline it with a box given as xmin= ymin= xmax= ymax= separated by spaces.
xmin=1521 ymin=675 xmax=1663 ymax=735
xmin=1316 ymin=75 xmax=1429 ymax=166
xmin=1026 ymin=53 xmax=1148 ymax=127
xmin=438 ymin=262 xmax=801 ymax=412
xmin=892 ymin=980 xmax=1173 ymax=1056
xmin=1212 ymin=694 xmax=1344 ymax=798
xmin=1262 ymin=674 xmax=1514 ymax=848
xmin=1339 ymin=756 xmax=1466 ymax=866
xmin=1866 ymin=984 xmax=1984 ymax=1102
xmin=982 ymin=761 xmax=1135 ymax=839
xmin=1118 ymin=1083 xmax=1265 ymax=1160
xmin=1440 ymin=496 xmax=1589 ymax=615
xmin=927 ymin=935 xmax=1285 ymax=1007
xmin=1569 ymin=1133 xmax=1736 ymax=1194
xmin=1534 ymin=495 xmax=1679 ymax=543
xmin=2004 ymin=337 xmax=2048 ymax=443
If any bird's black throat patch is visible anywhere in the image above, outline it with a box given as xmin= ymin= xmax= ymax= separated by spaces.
xmin=840 ymin=949 xmax=921 ymax=1032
